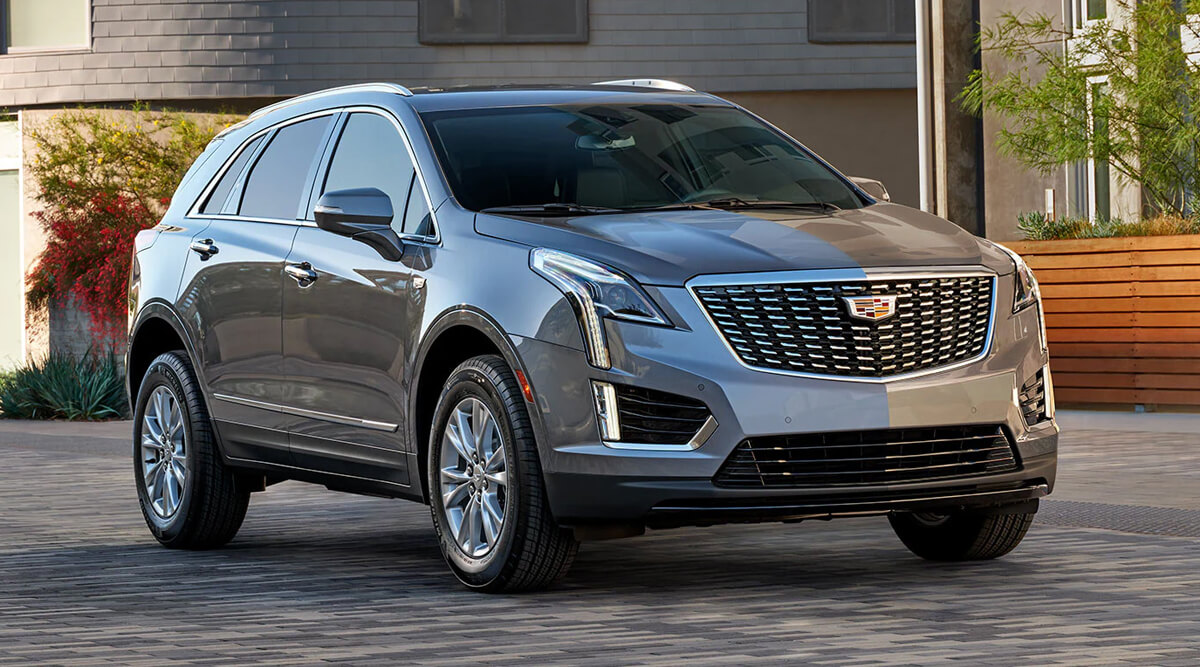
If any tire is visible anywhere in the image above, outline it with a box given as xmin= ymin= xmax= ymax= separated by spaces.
xmin=133 ymin=350 xmax=249 ymax=549
xmin=427 ymin=355 xmax=578 ymax=592
xmin=889 ymin=506 xmax=1036 ymax=561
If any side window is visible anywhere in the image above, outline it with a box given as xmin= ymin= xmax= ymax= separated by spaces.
xmin=199 ymin=135 xmax=263 ymax=215
xmin=322 ymin=112 xmax=416 ymax=233
xmin=239 ymin=115 xmax=332 ymax=220
xmin=402 ymin=174 xmax=434 ymax=237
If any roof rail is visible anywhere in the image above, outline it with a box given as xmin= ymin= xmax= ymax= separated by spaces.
xmin=592 ymin=79 xmax=697 ymax=92
xmin=248 ymin=82 xmax=414 ymax=120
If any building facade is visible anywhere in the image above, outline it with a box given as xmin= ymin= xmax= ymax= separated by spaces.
xmin=976 ymin=0 xmax=1137 ymax=240
xmin=0 ymin=0 xmax=920 ymax=366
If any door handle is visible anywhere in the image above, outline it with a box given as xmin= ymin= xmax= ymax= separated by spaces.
xmin=189 ymin=239 xmax=218 ymax=260
xmin=284 ymin=262 xmax=319 ymax=287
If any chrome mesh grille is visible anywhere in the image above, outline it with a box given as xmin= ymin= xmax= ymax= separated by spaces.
xmin=692 ymin=274 xmax=994 ymax=378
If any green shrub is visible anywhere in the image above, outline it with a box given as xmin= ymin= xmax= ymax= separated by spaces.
xmin=0 ymin=352 xmax=128 ymax=421
xmin=1017 ymin=211 xmax=1200 ymax=240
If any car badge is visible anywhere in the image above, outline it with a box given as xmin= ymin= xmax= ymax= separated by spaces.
xmin=843 ymin=295 xmax=899 ymax=322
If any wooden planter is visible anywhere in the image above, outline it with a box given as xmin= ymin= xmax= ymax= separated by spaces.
xmin=1007 ymin=235 xmax=1200 ymax=409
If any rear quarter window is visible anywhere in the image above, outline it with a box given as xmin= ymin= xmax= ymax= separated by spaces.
xmin=199 ymin=135 xmax=264 ymax=215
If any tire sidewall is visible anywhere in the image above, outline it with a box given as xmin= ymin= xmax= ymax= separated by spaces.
xmin=133 ymin=356 xmax=196 ymax=543
xmin=428 ymin=362 xmax=522 ymax=587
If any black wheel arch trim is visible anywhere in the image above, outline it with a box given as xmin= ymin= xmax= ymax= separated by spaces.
xmin=127 ymin=300 xmax=205 ymax=404
xmin=411 ymin=306 xmax=550 ymax=501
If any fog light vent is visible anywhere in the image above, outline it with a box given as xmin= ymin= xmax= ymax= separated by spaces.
xmin=1019 ymin=369 xmax=1049 ymax=427
xmin=592 ymin=381 xmax=714 ymax=448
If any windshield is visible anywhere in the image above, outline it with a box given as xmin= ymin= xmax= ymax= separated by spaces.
xmin=418 ymin=103 xmax=866 ymax=213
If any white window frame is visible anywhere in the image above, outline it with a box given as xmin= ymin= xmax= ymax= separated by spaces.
xmin=0 ymin=112 xmax=26 ymax=365
xmin=1 ymin=0 xmax=92 ymax=55
xmin=1074 ymin=0 xmax=1108 ymax=30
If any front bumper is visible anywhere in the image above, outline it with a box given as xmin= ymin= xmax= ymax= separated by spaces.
xmin=513 ymin=282 xmax=1058 ymax=527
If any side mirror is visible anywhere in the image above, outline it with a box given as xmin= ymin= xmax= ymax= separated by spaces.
xmin=313 ymin=187 xmax=404 ymax=261
xmin=849 ymin=177 xmax=891 ymax=202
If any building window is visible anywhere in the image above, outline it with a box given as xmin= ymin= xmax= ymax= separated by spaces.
xmin=1074 ymin=0 xmax=1107 ymax=28
xmin=1 ymin=0 xmax=90 ymax=53
xmin=807 ymin=0 xmax=915 ymax=44
xmin=1087 ymin=78 xmax=1112 ymax=222
xmin=419 ymin=0 xmax=588 ymax=44
xmin=0 ymin=116 xmax=22 ymax=365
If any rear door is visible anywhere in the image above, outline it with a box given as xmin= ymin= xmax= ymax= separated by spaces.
xmin=280 ymin=110 xmax=434 ymax=486
xmin=176 ymin=113 xmax=336 ymax=465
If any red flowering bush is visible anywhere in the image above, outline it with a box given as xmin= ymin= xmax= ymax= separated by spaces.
xmin=26 ymin=192 xmax=156 ymax=342
xmin=25 ymin=105 xmax=239 ymax=347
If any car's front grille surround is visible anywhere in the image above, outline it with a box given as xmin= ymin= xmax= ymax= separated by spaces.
xmin=690 ymin=272 xmax=996 ymax=380
xmin=714 ymin=425 xmax=1020 ymax=488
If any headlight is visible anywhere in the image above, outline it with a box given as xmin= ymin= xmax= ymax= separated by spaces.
xmin=530 ymin=248 xmax=669 ymax=369
xmin=986 ymin=241 xmax=1047 ymax=352
xmin=984 ymin=241 xmax=1040 ymax=313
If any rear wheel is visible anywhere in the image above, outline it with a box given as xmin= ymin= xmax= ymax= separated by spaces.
xmin=889 ymin=505 xmax=1036 ymax=561
xmin=427 ymin=355 xmax=578 ymax=592
xmin=133 ymin=351 xmax=249 ymax=549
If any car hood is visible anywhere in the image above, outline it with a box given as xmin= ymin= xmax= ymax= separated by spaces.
xmin=474 ymin=202 xmax=1013 ymax=286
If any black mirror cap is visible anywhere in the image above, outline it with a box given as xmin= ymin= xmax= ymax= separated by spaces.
xmin=314 ymin=187 xmax=395 ymax=235
xmin=314 ymin=188 xmax=404 ymax=261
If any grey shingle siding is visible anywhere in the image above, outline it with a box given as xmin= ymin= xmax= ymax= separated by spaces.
xmin=0 ymin=0 xmax=915 ymax=106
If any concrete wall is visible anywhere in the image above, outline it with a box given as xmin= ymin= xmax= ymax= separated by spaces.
xmin=978 ymin=0 xmax=1070 ymax=241
xmin=0 ymin=0 xmax=917 ymax=107
xmin=724 ymin=89 xmax=919 ymax=208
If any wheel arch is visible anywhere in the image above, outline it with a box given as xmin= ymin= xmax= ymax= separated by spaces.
xmin=126 ymin=301 xmax=203 ymax=413
xmin=411 ymin=307 xmax=540 ymax=503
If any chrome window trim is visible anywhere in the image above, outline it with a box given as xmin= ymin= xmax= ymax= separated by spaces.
xmin=187 ymin=108 xmax=342 ymax=222
xmin=685 ymin=266 xmax=999 ymax=384
xmin=213 ymin=393 xmax=398 ymax=433
xmin=603 ymin=415 xmax=719 ymax=452
xmin=186 ymin=104 xmax=442 ymax=244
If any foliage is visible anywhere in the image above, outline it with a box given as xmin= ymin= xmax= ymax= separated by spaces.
xmin=26 ymin=193 xmax=157 ymax=343
xmin=1017 ymin=211 xmax=1200 ymax=240
xmin=0 ymin=352 xmax=128 ymax=421
xmin=25 ymin=105 xmax=237 ymax=343
xmin=962 ymin=0 xmax=1200 ymax=217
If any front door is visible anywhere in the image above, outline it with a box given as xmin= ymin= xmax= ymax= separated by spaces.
xmin=281 ymin=111 xmax=432 ymax=486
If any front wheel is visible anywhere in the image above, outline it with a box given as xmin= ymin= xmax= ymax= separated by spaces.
xmin=133 ymin=351 xmax=249 ymax=549
xmin=427 ymin=355 xmax=578 ymax=592
xmin=889 ymin=505 xmax=1036 ymax=561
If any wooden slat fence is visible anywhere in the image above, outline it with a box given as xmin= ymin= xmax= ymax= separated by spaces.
xmin=1007 ymin=235 xmax=1200 ymax=408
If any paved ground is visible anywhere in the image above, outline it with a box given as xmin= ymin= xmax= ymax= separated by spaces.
xmin=1 ymin=414 xmax=1198 ymax=665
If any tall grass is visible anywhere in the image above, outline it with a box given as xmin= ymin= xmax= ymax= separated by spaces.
xmin=1017 ymin=211 xmax=1200 ymax=241
xmin=0 ymin=352 xmax=128 ymax=421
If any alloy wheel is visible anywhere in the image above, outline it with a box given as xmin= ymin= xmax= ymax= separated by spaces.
xmin=140 ymin=385 xmax=188 ymax=520
xmin=439 ymin=397 xmax=509 ymax=558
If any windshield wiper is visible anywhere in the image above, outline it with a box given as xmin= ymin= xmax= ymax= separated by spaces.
xmin=481 ymin=203 xmax=622 ymax=216
xmin=699 ymin=197 xmax=842 ymax=213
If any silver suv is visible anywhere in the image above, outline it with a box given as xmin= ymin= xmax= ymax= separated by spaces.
xmin=127 ymin=80 xmax=1058 ymax=591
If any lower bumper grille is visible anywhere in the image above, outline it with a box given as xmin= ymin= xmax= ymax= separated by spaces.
xmin=1019 ymin=370 xmax=1048 ymax=426
xmin=613 ymin=385 xmax=710 ymax=445
xmin=714 ymin=425 xmax=1020 ymax=488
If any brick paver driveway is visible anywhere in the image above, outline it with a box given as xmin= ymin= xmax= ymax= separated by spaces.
xmin=1 ymin=414 xmax=1198 ymax=665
